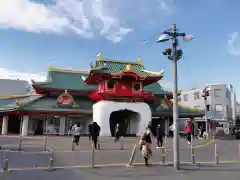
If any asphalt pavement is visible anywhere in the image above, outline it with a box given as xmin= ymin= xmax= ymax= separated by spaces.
xmin=0 ymin=135 xmax=240 ymax=180
xmin=1 ymin=163 xmax=240 ymax=180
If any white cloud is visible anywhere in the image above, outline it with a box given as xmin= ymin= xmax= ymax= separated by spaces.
xmin=0 ymin=68 xmax=46 ymax=83
xmin=228 ymin=32 xmax=240 ymax=55
xmin=0 ymin=0 xmax=132 ymax=42
xmin=0 ymin=0 xmax=173 ymax=43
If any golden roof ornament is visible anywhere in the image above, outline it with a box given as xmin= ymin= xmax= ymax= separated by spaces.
xmin=97 ymin=53 xmax=102 ymax=61
xmin=49 ymin=65 xmax=55 ymax=71
xmin=136 ymin=56 xmax=142 ymax=64
xmin=125 ymin=64 xmax=132 ymax=71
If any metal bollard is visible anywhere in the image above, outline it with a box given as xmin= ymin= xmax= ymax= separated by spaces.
xmin=91 ymin=144 xmax=95 ymax=168
xmin=127 ymin=144 xmax=137 ymax=167
xmin=161 ymin=147 xmax=166 ymax=165
xmin=18 ymin=136 xmax=23 ymax=151
xmin=71 ymin=141 xmax=75 ymax=151
xmin=212 ymin=133 xmax=215 ymax=141
xmin=238 ymin=141 xmax=240 ymax=158
xmin=0 ymin=150 xmax=3 ymax=166
xmin=50 ymin=146 xmax=54 ymax=159
xmin=190 ymin=135 xmax=195 ymax=164
xmin=49 ymin=146 xmax=55 ymax=172
xmin=214 ymin=143 xmax=219 ymax=164
xmin=44 ymin=136 xmax=47 ymax=151
xmin=190 ymin=146 xmax=195 ymax=164
xmin=164 ymin=135 xmax=167 ymax=148
xmin=2 ymin=156 xmax=8 ymax=172
xmin=97 ymin=139 xmax=100 ymax=150
xmin=49 ymin=157 xmax=54 ymax=172
xmin=120 ymin=137 xmax=124 ymax=150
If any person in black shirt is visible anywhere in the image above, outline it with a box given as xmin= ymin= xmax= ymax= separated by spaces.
xmin=147 ymin=122 xmax=152 ymax=130
xmin=88 ymin=123 xmax=92 ymax=140
xmin=156 ymin=124 xmax=164 ymax=148
xmin=91 ymin=122 xmax=101 ymax=150
xmin=114 ymin=123 xmax=120 ymax=141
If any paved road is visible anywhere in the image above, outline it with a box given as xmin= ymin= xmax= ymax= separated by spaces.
xmin=0 ymin=136 xmax=240 ymax=179
xmin=1 ymin=163 xmax=240 ymax=180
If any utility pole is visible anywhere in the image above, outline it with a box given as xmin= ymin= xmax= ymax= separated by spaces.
xmin=171 ymin=24 xmax=180 ymax=169
xmin=157 ymin=24 xmax=194 ymax=170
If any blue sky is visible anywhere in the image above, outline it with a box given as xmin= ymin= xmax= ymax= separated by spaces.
xmin=0 ymin=0 xmax=240 ymax=99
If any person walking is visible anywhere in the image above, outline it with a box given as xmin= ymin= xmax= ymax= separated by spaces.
xmin=91 ymin=122 xmax=101 ymax=150
xmin=139 ymin=128 xmax=152 ymax=166
xmin=156 ymin=124 xmax=164 ymax=148
xmin=88 ymin=123 xmax=92 ymax=140
xmin=191 ymin=121 xmax=195 ymax=137
xmin=68 ymin=121 xmax=73 ymax=136
xmin=147 ymin=122 xmax=152 ymax=131
xmin=114 ymin=123 xmax=120 ymax=141
xmin=73 ymin=123 xmax=81 ymax=146
xmin=185 ymin=120 xmax=192 ymax=144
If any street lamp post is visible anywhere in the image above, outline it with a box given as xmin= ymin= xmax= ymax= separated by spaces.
xmin=157 ymin=24 xmax=194 ymax=170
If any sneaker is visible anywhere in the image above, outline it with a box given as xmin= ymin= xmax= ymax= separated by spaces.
xmin=156 ymin=146 xmax=160 ymax=149
xmin=188 ymin=141 xmax=191 ymax=145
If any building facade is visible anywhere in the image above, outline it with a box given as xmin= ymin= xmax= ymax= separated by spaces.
xmin=0 ymin=55 xmax=204 ymax=136
xmin=235 ymin=102 xmax=240 ymax=125
xmin=179 ymin=84 xmax=236 ymax=134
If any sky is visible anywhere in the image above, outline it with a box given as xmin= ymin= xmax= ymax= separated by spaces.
xmin=0 ymin=0 xmax=240 ymax=99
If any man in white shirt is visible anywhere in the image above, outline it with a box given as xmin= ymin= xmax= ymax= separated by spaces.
xmin=73 ymin=123 xmax=81 ymax=146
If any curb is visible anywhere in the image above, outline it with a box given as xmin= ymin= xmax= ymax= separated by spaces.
xmin=4 ymin=160 xmax=240 ymax=172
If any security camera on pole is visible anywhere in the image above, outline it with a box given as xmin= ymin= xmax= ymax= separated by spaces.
xmin=202 ymin=87 xmax=211 ymax=139
xmin=157 ymin=24 xmax=194 ymax=170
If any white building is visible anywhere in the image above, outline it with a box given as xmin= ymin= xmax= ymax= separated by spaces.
xmin=235 ymin=102 xmax=240 ymax=125
xmin=179 ymin=83 xmax=236 ymax=134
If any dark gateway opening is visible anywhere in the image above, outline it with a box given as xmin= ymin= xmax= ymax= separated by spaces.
xmin=8 ymin=115 xmax=21 ymax=134
xmin=34 ymin=118 xmax=44 ymax=135
xmin=109 ymin=110 xmax=139 ymax=137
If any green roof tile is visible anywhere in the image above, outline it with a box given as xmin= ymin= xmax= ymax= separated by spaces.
xmin=33 ymin=68 xmax=171 ymax=95
xmin=144 ymin=83 xmax=172 ymax=95
xmin=93 ymin=60 xmax=161 ymax=77
xmin=0 ymin=95 xmax=42 ymax=108
xmin=21 ymin=96 xmax=94 ymax=111
xmin=35 ymin=71 xmax=97 ymax=91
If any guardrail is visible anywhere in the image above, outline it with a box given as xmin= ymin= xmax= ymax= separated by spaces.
xmin=0 ymin=135 xmax=240 ymax=173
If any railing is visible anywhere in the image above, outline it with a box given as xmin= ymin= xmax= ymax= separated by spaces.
xmin=1 ymin=135 xmax=240 ymax=173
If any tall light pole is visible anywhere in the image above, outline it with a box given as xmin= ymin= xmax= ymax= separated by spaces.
xmin=157 ymin=24 xmax=194 ymax=170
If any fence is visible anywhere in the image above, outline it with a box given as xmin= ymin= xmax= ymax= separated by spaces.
xmin=0 ymin=135 xmax=240 ymax=172
xmin=0 ymin=135 xmax=129 ymax=152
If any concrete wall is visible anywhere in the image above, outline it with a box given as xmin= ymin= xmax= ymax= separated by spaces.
xmin=93 ymin=101 xmax=151 ymax=136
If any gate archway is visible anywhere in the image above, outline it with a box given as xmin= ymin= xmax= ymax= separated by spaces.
xmin=109 ymin=110 xmax=139 ymax=137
